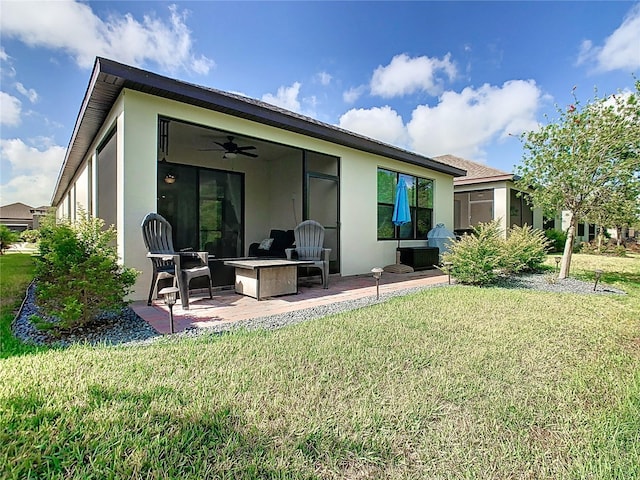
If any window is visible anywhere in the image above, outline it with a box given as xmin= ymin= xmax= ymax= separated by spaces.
xmin=454 ymin=189 xmax=494 ymax=230
xmin=377 ymin=168 xmax=433 ymax=240
xmin=509 ymin=189 xmax=533 ymax=228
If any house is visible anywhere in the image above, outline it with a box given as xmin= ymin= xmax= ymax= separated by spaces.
xmin=50 ymin=58 xmax=465 ymax=300
xmin=435 ymin=154 xmax=598 ymax=243
xmin=0 ymin=202 xmax=48 ymax=231
xmin=434 ymin=154 xmax=543 ymax=236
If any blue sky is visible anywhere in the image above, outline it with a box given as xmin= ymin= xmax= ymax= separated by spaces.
xmin=1 ymin=1 xmax=638 ymax=207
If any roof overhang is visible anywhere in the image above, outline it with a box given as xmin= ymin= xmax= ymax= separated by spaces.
xmin=52 ymin=57 xmax=466 ymax=205
xmin=454 ymin=173 xmax=517 ymax=186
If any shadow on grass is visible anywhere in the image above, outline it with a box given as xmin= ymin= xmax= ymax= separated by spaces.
xmin=576 ymin=270 xmax=640 ymax=288
xmin=1 ymin=384 xmax=322 ymax=479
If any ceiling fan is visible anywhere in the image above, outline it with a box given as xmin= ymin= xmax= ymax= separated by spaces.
xmin=201 ymin=135 xmax=258 ymax=158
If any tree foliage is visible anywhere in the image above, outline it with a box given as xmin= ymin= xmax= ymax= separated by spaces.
xmin=516 ymin=81 xmax=640 ymax=277
xmin=0 ymin=225 xmax=20 ymax=254
xmin=35 ymin=212 xmax=138 ymax=331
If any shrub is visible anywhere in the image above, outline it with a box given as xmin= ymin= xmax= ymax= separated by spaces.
xmin=20 ymin=229 xmax=40 ymax=243
xmin=35 ymin=213 xmax=138 ymax=331
xmin=442 ymin=221 xmax=504 ymax=285
xmin=503 ymin=224 xmax=550 ymax=273
xmin=0 ymin=225 xmax=19 ymax=254
xmin=612 ymin=245 xmax=627 ymax=257
xmin=579 ymin=241 xmax=598 ymax=255
xmin=544 ymin=229 xmax=566 ymax=253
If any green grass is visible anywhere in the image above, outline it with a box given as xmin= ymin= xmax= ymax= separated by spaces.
xmin=0 ymin=253 xmax=43 ymax=358
xmin=1 ymin=254 xmax=639 ymax=479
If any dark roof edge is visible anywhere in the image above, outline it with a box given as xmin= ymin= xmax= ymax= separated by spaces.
xmin=96 ymin=58 xmax=466 ymax=177
xmin=51 ymin=58 xmax=103 ymax=205
xmin=454 ymin=173 xmax=516 ymax=186
xmin=52 ymin=58 xmax=466 ymax=204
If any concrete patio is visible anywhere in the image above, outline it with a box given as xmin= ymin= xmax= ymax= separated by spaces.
xmin=131 ymin=269 xmax=448 ymax=334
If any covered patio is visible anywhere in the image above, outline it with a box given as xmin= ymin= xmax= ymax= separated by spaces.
xmin=131 ymin=269 xmax=448 ymax=334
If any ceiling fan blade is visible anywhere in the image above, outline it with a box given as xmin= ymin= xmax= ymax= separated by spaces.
xmin=236 ymin=145 xmax=257 ymax=151
xmin=238 ymin=150 xmax=258 ymax=158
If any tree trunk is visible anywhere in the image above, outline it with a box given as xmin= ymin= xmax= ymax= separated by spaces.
xmin=616 ymin=226 xmax=623 ymax=246
xmin=597 ymin=225 xmax=605 ymax=253
xmin=559 ymin=214 xmax=576 ymax=279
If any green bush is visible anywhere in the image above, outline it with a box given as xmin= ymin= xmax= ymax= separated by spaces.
xmin=0 ymin=225 xmax=19 ymax=254
xmin=443 ymin=222 xmax=550 ymax=285
xmin=579 ymin=241 xmax=598 ymax=255
xmin=442 ymin=221 xmax=504 ymax=285
xmin=544 ymin=228 xmax=566 ymax=253
xmin=612 ymin=245 xmax=627 ymax=257
xmin=20 ymin=229 xmax=40 ymax=243
xmin=503 ymin=224 xmax=550 ymax=273
xmin=35 ymin=213 xmax=138 ymax=332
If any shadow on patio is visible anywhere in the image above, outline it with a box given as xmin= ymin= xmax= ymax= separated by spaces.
xmin=131 ymin=269 xmax=448 ymax=334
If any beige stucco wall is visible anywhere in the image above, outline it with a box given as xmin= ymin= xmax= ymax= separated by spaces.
xmin=57 ymin=89 xmax=456 ymax=300
xmin=340 ymin=153 xmax=454 ymax=275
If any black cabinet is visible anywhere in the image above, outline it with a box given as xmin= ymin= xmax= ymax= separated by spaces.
xmin=398 ymin=247 xmax=439 ymax=270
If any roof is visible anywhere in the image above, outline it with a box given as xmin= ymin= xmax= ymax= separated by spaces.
xmin=0 ymin=202 xmax=34 ymax=220
xmin=434 ymin=154 xmax=517 ymax=186
xmin=52 ymin=57 xmax=466 ymax=205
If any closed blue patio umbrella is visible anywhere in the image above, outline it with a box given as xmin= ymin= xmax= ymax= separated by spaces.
xmin=384 ymin=179 xmax=414 ymax=273
xmin=392 ymin=178 xmax=411 ymax=249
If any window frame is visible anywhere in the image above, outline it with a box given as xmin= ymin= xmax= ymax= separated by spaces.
xmin=377 ymin=167 xmax=434 ymax=241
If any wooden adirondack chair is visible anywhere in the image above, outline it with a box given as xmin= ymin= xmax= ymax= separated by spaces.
xmin=285 ymin=220 xmax=331 ymax=288
xmin=141 ymin=213 xmax=212 ymax=309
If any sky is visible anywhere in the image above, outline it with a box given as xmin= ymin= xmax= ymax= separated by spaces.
xmin=1 ymin=1 xmax=638 ymax=208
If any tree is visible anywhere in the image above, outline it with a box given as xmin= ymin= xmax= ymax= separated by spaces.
xmin=587 ymin=182 xmax=640 ymax=249
xmin=516 ymin=82 xmax=640 ymax=278
xmin=0 ymin=225 xmax=20 ymax=254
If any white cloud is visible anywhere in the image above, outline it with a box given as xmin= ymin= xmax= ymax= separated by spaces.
xmin=338 ymin=106 xmax=408 ymax=146
xmin=370 ymin=53 xmax=457 ymax=98
xmin=16 ymin=82 xmax=38 ymax=103
xmin=0 ymin=1 xmax=214 ymax=74
xmin=316 ymin=71 xmax=332 ymax=86
xmin=0 ymin=138 xmax=66 ymax=206
xmin=343 ymin=85 xmax=366 ymax=104
xmin=577 ymin=4 xmax=640 ymax=72
xmin=407 ymin=80 xmax=542 ymax=159
xmin=262 ymin=82 xmax=302 ymax=113
xmin=0 ymin=47 xmax=8 ymax=61
xmin=0 ymin=92 xmax=22 ymax=126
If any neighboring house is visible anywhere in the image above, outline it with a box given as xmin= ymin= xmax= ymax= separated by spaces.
xmin=0 ymin=203 xmax=48 ymax=231
xmin=434 ymin=154 xmax=543 ymax=237
xmin=434 ymin=154 xmax=599 ymax=243
xmin=51 ymin=58 xmax=465 ymax=300
xmin=550 ymin=212 xmax=596 ymax=244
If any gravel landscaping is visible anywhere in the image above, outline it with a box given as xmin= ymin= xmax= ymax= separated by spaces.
xmin=12 ymin=273 xmax=626 ymax=348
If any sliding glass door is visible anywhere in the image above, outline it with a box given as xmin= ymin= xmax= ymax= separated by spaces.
xmin=157 ymin=162 xmax=244 ymax=258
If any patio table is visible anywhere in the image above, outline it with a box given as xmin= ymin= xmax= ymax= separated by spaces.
xmin=223 ymin=259 xmax=313 ymax=300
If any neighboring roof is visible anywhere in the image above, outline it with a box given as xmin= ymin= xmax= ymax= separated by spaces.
xmin=52 ymin=57 xmax=466 ymax=205
xmin=31 ymin=206 xmax=50 ymax=214
xmin=0 ymin=202 xmax=34 ymax=220
xmin=434 ymin=154 xmax=517 ymax=186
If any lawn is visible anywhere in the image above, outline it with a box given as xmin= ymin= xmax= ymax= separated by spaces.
xmin=1 ymin=253 xmax=639 ymax=479
xmin=0 ymin=253 xmax=42 ymax=358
